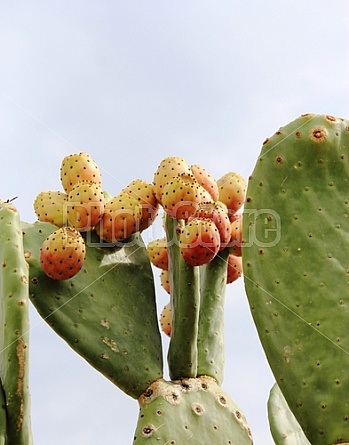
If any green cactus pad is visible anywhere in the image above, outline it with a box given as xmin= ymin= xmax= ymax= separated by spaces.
xmin=133 ymin=377 xmax=253 ymax=444
xmin=0 ymin=202 xmax=33 ymax=445
xmin=165 ymin=216 xmax=200 ymax=380
xmin=197 ymin=248 xmax=229 ymax=385
xmin=243 ymin=114 xmax=349 ymax=444
xmin=22 ymin=221 xmax=163 ymax=399
xmin=268 ymin=383 xmax=310 ymax=445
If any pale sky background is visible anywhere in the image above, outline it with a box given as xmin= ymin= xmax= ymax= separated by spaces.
xmin=1 ymin=1 xmax=349 ymax=444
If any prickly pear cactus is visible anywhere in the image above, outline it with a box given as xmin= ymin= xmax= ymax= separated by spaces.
xmin=22 ymin=221 xmax=163 ymax=399
xmin=268 ymin=383 xmax=310 ymax=445
xmin=133 ymin=377 xmax=252 ymax=444
xmin=243 ymin=114 xmax=349 ymax=444
xmin=0 ymin=201 xmax=33 ymax=445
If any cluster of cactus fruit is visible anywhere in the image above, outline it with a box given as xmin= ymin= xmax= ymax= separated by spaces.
xmin=1 ymin=113 xmax=349 ymax=444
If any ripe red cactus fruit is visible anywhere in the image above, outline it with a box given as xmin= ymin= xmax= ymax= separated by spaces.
xmin=226 ymin=254 xmax=243 ymax=284
xmin=190 ymin=164 xmax=219 ymax=201
xmin=96 ymin=192 xmax=142 ymax=244
xmin=40 ymin=227 xmax=86 ymax=280
xmin=179 ymin=217 xmax=221 ymax=266
xmin=217 ymin=172 xmax=246 ymax=221
xmin=153 ymin=156 xmax=191 ymax=204
xmin=229 ymin=213 xmax=243 ymax=257
xmin=33 ymin=190 xmax=68 ymax=227
xmin=67 ymin=180 xmax=106 ymax=231
xmin=122 ymin=179 xmax=159 ymax=231
xmin=160 ymin=302 xmax=172 ymax=337
xmin=190 ymin=201 xmax=231 ymax=250
xmin=161 ymin=173 xmax=212 ymax=220
xmin=147 ymin=237 xmax=168 ymax=270
xmin=60 ymin=152 xmax=102 ymax=194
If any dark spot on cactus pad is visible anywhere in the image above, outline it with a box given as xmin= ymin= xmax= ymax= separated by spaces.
xmin=311 ymin=126 xmax=327 ymax=143
xmin=31 ymin=277 xmax=38 ymax=284
xmin=262 ymin=138 xmax=269 ymax=145
xmin=276 ymin=156 xmax=283 ymax=163
xmin=276 ymin=131 xmax=282 ymax=136
xmin=141 ymin=425 xmax=155 ymax=438
xmin=295 ymin=131 xmax=302 ymax=137
xmin=325 ymin=115 xmax=337 ymax=122
xmin=192 ymin=402 xmax=205 ymax=415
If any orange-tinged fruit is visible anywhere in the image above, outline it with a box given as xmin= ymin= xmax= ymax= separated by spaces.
xmin=227 ymin=254 xmax=243 ymax=284
xmin=160 ymin=302 xmax=172 ymax=337
xmin=40 ymin=227 xmax=86 ymax=280
xmin=60 ymin=152 xmax=102 ymax=194
xmin=179 ymin=217 xmax=220 ymax=266
xmin=122 ymin=179 xmax=159 ymax=231
xmin=190 ymin=164 xmax=219 ymax=201
xmin=147 ymin=237 xmax=168 ymax=270
xmin=153 ymin=156 xmax=191 ymax=203
xmin=96 ymin=192 xmax=142 ymax=244
xmin=67 ymin=180 xmax=105 ymax=231
xmin=217 ymin=172 xmax=246 ymax=219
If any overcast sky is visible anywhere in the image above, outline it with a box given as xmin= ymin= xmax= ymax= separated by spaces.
xmin=1 ymin=1 xmax=349 ymax=444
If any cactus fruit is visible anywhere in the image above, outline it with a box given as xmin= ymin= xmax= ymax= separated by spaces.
xmin=153 ymin=156 xmax=191 ymax=203
xmin=40 ymin=226 xmax=86 ymax=280
xmin=96 ymin=192 xmax=142 ymax=244
xmin=229 ymin=213 xmax=242 ymax=257
xmin=243 ymin=114 xmax=349 ymax=444
xmin=160 ymin=269 xmax=170 ymax=294
xmin=147 ymin=237 xmax=168 ymax=270
xmin=66 ymin=180 xmax=105 ymax=231
xmin=23 ymin=221 xmax=163 ymax=398
xmin=60 ymin=152 xmax=102 ymax=194
xmin=161 ymin=173 xmax=212 ymax=220
xmin=122 ymin=179 xmax=159 ymax=231
xmin=227 ymin=254 xmax=242 ymax=284
xmin=191 ymin=201 xmax=231 ymax=249
xmin=0 ymin=201 xmax=33 ymax=444
xmin=179 ymin=218 xmax=220 ymax=267
xmin=33 ymin=190 xmax=68 ymax=227
xmin=268 ymin=383 xmax=311 ymax=445
xmin=190 ymin=164 xmax=219 ymax=201
xmin=134 ymin=377 xmax=253 ymax=445
xmin=217 ymin=172 xmax=246 ymax=220
xmin=160 ymin=302 xmax=172 ymax=337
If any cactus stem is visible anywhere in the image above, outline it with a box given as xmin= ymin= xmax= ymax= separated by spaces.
xmin=165 ymin=215 xmax=200 ymax=380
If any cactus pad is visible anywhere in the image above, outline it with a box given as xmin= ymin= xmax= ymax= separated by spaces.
xmin=268 ymin=383 xmax=310 ymax=445
xmin=243 ymin=114 xmax=349 ymax=444
xmin=0 ymin=202 xmax=33 ymax=445
xmin=22 ymin=221 xmax=163 ymax=399
xmin=133 ymin=377 xmax=253 ymax=444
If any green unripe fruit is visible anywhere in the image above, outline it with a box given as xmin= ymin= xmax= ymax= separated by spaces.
xmin=33 ymin=190 xmax=68 ymax=227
